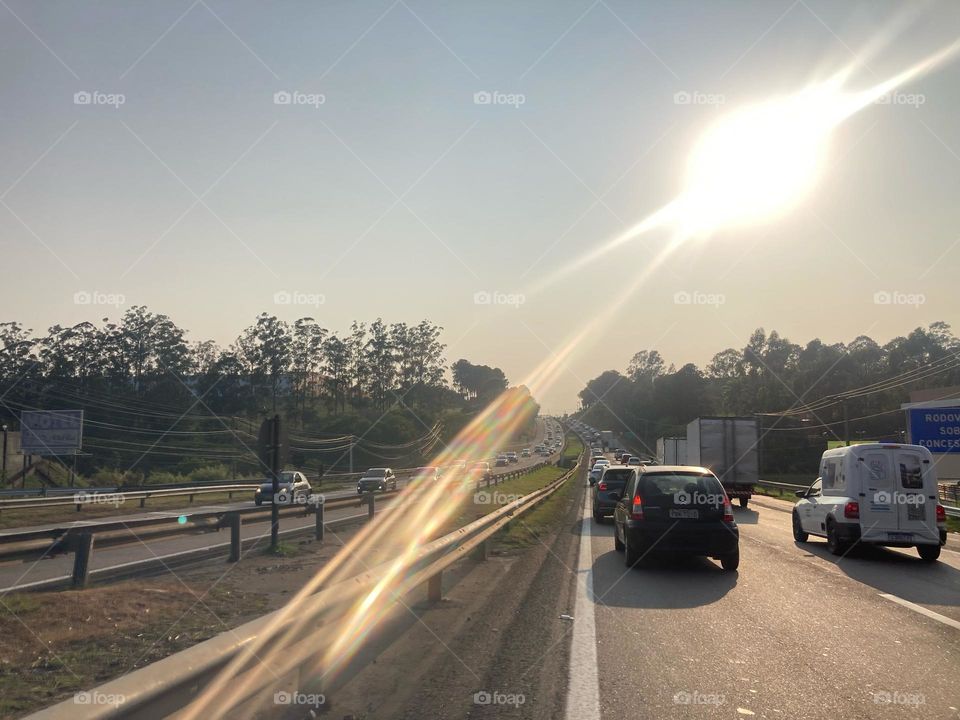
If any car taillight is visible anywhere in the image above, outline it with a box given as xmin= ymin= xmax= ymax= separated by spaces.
xmin=723 ymin=498 xmax=734 ymax=523
xmin=598 ymin=482 xmax=607 ymax=491
xmin=631 ymin=494 xmax=644 ymax=520
xmin=844 ymin=501 xmax=860 ymax=519
xmin=936 ymin=504 xmax=946 ymax=524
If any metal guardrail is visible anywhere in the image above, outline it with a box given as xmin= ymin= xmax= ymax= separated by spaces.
xmin=0 ymin=460 xmax=555 ymax=590
xmin=754 ymin=479 xmax=960 ymax=518
xmin=25 ymin=454 xmax=582 ymax=720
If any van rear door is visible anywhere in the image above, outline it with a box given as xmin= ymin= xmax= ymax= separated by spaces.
xmin=893 ymin=448 xmax=938 ymax=542
xmin=858 ymin=449 xmax=900 ymax=535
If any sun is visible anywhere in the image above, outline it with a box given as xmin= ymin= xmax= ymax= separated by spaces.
xmin=678 ymin=89 xmax=838 ymax=235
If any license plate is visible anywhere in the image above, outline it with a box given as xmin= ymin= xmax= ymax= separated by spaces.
xmin=669 ymin=509 xmax=699 ymax=519
xmin=888 ymin=532 xmax=913 ymax=542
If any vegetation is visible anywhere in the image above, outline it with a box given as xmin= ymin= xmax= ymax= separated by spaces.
xmin=576 ymin=323 xmax=960 ymax=474
xmin=0 ymin=309 xmax=538 ymax=480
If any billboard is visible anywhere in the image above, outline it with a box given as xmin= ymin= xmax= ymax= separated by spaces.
xmin=21 ymin=410 xmax=84 ymax=455
xmin=908 ymin=407 xmax=960 ymax=454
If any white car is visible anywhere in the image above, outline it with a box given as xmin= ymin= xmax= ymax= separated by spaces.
xmin=625 ymin=456 xmax=642 ymax=466
xmin=792 ymin=443 xmax=946 ymax=561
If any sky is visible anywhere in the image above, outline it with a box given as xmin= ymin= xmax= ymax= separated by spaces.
xmin=2 ymin=0 xmax=960 ymax=414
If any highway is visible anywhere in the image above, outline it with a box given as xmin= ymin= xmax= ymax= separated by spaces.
xmin=0 ymin=423 xmax=555 ymax=593
xmin=567 ymin=453 xmax=960 ymax=719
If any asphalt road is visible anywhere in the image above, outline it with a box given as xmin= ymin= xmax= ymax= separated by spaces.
xmin=0 ymin=421 xmax=557 ymax=592
xmin=567 ymin=454 xmax=960 ymax=719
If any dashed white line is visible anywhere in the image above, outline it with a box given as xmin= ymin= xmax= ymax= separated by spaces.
xmin=565 ymin=487 xmax=601 ymax=720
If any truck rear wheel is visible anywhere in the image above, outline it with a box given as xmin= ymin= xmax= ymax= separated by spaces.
xmin=738 ymin=497 xmax=749 ymax=508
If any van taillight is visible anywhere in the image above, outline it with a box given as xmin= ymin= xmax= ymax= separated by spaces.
xmin=631 ymin=494 xmax=644 ymax=520
xmin=936 ymin=505 xmax=946 ymax=524
xmin=844 ymin=502 xmax=860 ymax=519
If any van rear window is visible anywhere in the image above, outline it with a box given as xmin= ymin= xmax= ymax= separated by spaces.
xmin=899 ymin=456 xmax=923 ymax=489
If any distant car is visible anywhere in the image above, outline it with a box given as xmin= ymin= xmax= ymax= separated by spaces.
xmin=255 ymin=471 xmax=311 ymax=506
xmin=520 ymin=448 xmax=531 ymax=458
xmin=495 ymin=454 xmax=509 ymax=467
xmin=593 ymin=466 xmax=634 ymax=522
xmin=357 ymin=467 xmax=397 ymax=494
xmin=409 ymin=466 xmax=440 ymax=485
xmin=506 ymin=451 xmax=519 ymax=464
xmin=589 ymin=467 xmax=604 ymax=485
xmin=626 ymin=456 xmax=642 ymax=466
xmin=613 ymin=466 xmax=739 ymax=570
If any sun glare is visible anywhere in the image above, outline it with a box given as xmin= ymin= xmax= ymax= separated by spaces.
xmin=678 ymin=90 xmax=835 ymax=234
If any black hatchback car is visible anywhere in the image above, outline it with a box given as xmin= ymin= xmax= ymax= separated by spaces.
xmin=613 ymin=466 xmax=739 ymax=571
xmin=592 ymin=466 xmax=634 ymax=523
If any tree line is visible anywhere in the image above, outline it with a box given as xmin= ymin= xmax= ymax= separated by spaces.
xmin=577 ymin=322 xmax=960 ymax=474
xmin=0 ymin=307 xmax=526 ymax=479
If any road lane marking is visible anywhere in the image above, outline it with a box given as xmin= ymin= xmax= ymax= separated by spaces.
xmin=565 ymin=487 xmax=601 ymax=720
xmin=879 ymin=593 xmax=960 ymax=631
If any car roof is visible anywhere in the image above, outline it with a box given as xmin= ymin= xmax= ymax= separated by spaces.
xmin=639 ymin=464 xmax=712 ymax=474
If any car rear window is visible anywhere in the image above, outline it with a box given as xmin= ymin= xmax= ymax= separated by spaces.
xmin=599 ymin=468 xmax=632 ymax=490
xmin=639 ymin=472 xmax=725 ymax=506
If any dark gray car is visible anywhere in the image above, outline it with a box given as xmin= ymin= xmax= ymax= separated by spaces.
xmin=592 ymin=466 xmax=635 ymax=523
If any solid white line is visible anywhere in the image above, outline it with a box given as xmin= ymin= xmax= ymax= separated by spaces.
xmin=565 ymin=487 xmax=601 ymax=720
xmin=879 ymin=593 xmax=960 ymax=631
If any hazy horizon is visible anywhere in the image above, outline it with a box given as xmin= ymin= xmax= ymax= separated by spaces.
xmin=4 ymin=1 xmax=960 ymax=413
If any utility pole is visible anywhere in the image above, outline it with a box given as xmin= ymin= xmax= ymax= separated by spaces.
xmin=270 ymin=414 xmax=281 ymax=552
xmin=842 ymin=400 xmax=850 ymax=446
xmin=1 ymin=424 xmax=7 ymax=485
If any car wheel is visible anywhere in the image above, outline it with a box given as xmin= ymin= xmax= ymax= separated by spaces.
xmin=613 ymin=524 xmax=624 ymax=552
xmin=254 ymin=497 xmax=262 ymax=506
xmin=739 ymin=497 xmax=749 ymax=508
xmin=826 ymin=519 xmax=846 ymax=556
xmin=593 ymin=510 xmax=604 ymax=524
xmin=719 ymin=550 xmax=740 ymax=571
xmin=792 ymin=512 xmax=809 ymax=543
xmin=917 ymin=543 xmax=941 ymax=562
xmin=624 ymin=534 xmax=640 ymax=567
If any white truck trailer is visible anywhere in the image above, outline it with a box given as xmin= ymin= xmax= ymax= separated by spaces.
xmin=686 ymin=417 xmax=759 ymax=507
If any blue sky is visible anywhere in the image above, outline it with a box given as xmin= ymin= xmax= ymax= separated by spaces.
xmin=2 ymin=1 xmax=960 ymax=412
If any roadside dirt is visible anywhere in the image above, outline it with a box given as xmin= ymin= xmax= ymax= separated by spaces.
xmin=322 ymin=463 xmax=586 ymax=719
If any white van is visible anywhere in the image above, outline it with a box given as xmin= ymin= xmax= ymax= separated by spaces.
xmin=792 ymin=443 xmax=946 ymax=561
